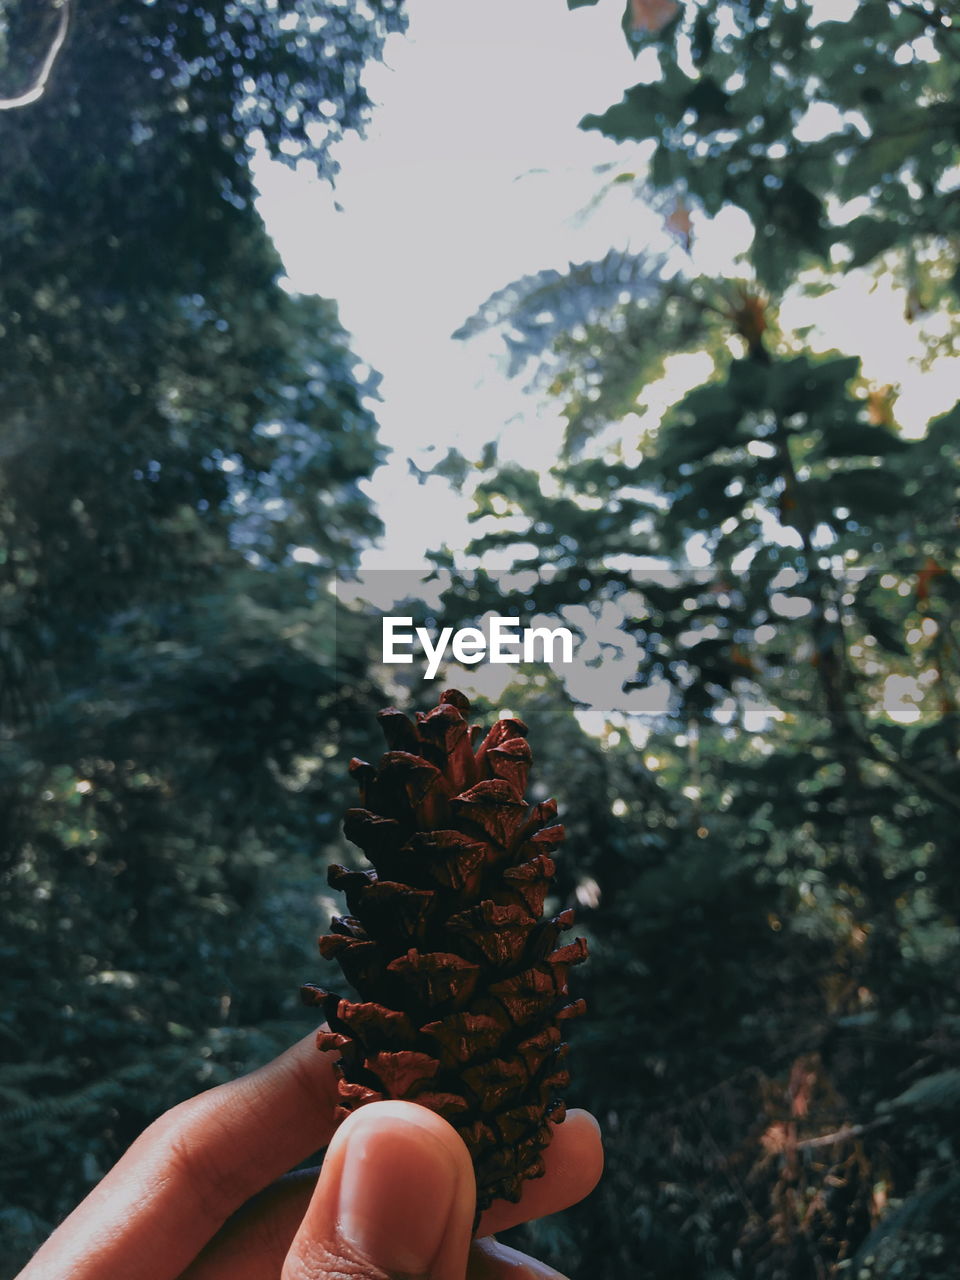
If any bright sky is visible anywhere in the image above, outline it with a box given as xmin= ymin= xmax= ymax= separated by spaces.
xmin=256 ymin=0 xmax=957 ymax=575
xmin=255 ymin=0 xmax=957 ymax=725
xmin=255 ymin=0 xmax=655 ymax=570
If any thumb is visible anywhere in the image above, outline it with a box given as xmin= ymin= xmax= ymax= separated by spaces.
xmin=281 ymin=1100 xmax=476 ymax=1280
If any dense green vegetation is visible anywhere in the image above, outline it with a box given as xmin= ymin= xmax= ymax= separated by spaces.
xmin=436 ymin=2 xmax=960 ymax=1276
xmin=2 ymin=2 xmax=958 ymax=1279
xmin=0 ymin=1 xmax=402 ymax=1270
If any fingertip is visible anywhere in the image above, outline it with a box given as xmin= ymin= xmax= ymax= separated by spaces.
xmin=243 ymin=1024 xmax=340 ymax=1114
xmin=469 ymin=1236 xmax=571 ymax=1279
xmin=564 ymin=1106 xmax=602 ymax=1136
xmin=286 ymin=1101 xmax=476 ymax=1280
xmin=477 ymin=1108 xmax=604 ymax=1237
xmin=557 ymin=1108 xmax=605 ymax=1186
xmin=331 ymin=1098 xmax=475 ymax=1175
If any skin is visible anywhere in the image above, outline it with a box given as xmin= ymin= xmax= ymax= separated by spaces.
xmin=17 ymin=1030 xmax=604 ymax=1280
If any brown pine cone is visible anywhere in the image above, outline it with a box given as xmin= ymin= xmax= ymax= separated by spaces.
xmin=302 ymin=689 xmax=587 ymax=1213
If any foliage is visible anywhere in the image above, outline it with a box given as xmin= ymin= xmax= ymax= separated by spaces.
xmin=4 ymin=3 xmax=959 ymax=1277
xmin=453 ymin=248 xmax=721 ymax=452
xmin=0 ymin=1 xmax=404 ymax=1271
xmin=437 ymin=2 xmax=960 ymax=1276
xmin=581 ymin=0 xmax=960 ymax=290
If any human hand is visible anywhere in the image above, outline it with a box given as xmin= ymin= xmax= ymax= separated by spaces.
xmin=17 ymin=1029 xmax=603 ymax=1279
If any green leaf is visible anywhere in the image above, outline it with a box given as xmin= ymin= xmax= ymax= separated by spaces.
xmin=726 ymin=357 xmax=772 ymax=412
xmin=845 ymin=214 xmax=904 ymax=269
xmin=813 ymin=421 xmax=908 ymax=460
xmin=859 ymin=608 xmax=908 ymax=656
xmin=813 ymin=466 xmax=904 ymax=519
xmin=771 ymin=177 xmax=829 ymax=255
xmin=851 ymin=1176 xmax=960 ymax=1270
xmin=771 ymin=355 xmax=861 ymax=417
xmin=684 ymin=76 xmax=731 ymax=130
xmin=883 ymin=1069 xmax=960 ymax=1113
xmin=839 ymin=127 xmax=924 ymax=202
xmin=581 ymin=83 xmax=674 ymax=142
xmin=691 ymin=7 xmax=715 ymax=67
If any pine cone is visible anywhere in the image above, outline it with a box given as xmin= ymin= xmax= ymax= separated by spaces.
xmin=302 ymin=689 xmax=587 ymax=1213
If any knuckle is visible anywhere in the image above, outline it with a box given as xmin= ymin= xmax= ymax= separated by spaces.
xmin=154 ymin=1097 xmax=251 ymax=1224
xmin=277 ymin=1037 xmax=340 ymax=1117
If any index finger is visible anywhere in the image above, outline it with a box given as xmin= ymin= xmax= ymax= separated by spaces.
xmin=178 ymin=1108 xmax=603 ymax=1279
xmin=19 ymin=1029 xmax=340 ymax=1280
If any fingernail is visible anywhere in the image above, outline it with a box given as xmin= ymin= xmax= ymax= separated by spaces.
xmin=336 ymin=1110 xmax=460 ymax=1276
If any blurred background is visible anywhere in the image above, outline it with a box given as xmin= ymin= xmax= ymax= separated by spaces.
xmin=1 ymin=1 xmax=958 ymax=1277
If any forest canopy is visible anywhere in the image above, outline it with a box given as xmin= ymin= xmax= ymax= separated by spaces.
xmin=1 ymin=3 xmax=959 ymax=1279
xmin=432 ymin=1 xmax=960 ymax=1275
xmin=0 ymin=0 xmax=403 ymax=1267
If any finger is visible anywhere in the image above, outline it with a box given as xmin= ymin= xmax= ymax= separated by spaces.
xmin=179 ymin=1109 xmax=603 ymax=1279
xmin=477 ymin=1111 xmax=603 ymax=1237
xmin=184 ymin=1211 xmax=573 ymax=1280
xmin=180 ymin=1171 xmax=320 ymax=1280
xmin=19 ymin=1029 xmax=340 ymax=1280
xmin=467 ymin=1236 xmax=570 ymax=1280
xmin=281 ymin=1100 xmax=475 ymax=1280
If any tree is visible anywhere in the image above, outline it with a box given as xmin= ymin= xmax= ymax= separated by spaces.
xmin=0 ymin=2 xmax=405 ymax=1268
xmin=433 ymin=2 xmax=960 ymax=1275
xmin=576 ymin=0 xmax=960 ymax=293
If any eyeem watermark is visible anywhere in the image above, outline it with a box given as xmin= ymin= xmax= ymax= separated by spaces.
xmin=383 ymin=616 xmax=576 ymax=679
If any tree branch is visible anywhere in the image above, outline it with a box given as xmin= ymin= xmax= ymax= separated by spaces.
xmin=794 ymin=1116 xmax=893 ymax=1151
xmin=0 ymin=0 xmax=71 ymax=112
xmin=861 ymin=733 xmax=960 ymax=816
